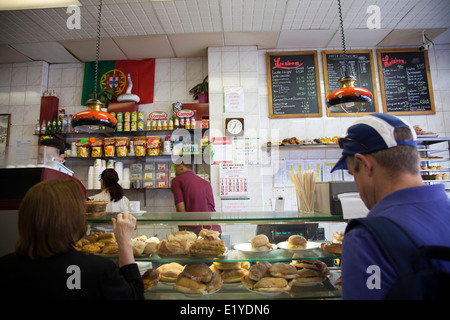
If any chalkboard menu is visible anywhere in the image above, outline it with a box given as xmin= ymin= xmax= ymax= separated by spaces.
xmin=376 ymin=48 xmax=435 ymax=115
xmin=267 ymin=51 xmax=322 ymax=118
xmin=322 ymin=50 xmax=379 ymax=117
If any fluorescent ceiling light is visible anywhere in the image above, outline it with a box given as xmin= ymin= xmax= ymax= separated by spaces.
xmin=0 ymin=0 xmax=81 ymax=11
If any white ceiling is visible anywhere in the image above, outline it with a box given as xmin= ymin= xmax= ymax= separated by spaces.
xmin=0 ymin=0 xmax=449 ymax=64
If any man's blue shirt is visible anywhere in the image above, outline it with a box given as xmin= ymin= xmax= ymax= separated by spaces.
xmin=342 ymin=184 xmax=450 ymax=299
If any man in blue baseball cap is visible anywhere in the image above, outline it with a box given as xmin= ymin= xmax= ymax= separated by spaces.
xmin=335 ymin=113 xmax=450 ymax=299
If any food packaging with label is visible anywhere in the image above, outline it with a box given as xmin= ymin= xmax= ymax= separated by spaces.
xmin=76 ymin=138 xmax=90 ymax=157
xmin=134 ymin=136 xmax=147 ymax=157
xmin=115 ymin=137 xmax=129 ymax=157
xmin=104 ymin=137 xmax=116 ymax=157
xmin=146 ymin=136 xmax=161 ymax=156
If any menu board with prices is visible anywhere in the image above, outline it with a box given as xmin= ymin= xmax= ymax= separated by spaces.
xmin=322 ymin=50 xmax=379 ymax=116
xmin=266 ymin=51 xmax=322 ymax=118
xmin=376 ymin=48 xmax=435 ymax=115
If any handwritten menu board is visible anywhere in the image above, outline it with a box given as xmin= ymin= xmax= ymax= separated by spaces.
xmin=376 ymin=48 xmax=435 ymax=115
xmin=267 ymin=51 xmax=322 ymax=118
xmin=322 ymin=50 xmax=379 ymax=117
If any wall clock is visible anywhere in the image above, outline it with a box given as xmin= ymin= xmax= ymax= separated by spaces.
xmin=225 ymin=118 xmax=244 ymax=136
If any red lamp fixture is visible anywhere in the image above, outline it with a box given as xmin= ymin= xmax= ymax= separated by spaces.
xmin=72 ymin=0 xmax=117 ymax=133
xmin=326 ymin=0 xmax=373 ymax=113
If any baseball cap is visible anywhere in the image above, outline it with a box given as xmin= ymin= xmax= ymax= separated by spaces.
xmin=331 ymin=113 xmax=417 ymax=173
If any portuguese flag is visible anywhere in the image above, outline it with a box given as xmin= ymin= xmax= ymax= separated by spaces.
xmin=81 ymin=59 xmax=155 ymax=105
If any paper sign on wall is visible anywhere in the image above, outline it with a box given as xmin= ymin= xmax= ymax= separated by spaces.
xmin=212 ymin=137 xmax=233 ymax=165
xmin=224 ymin=87 xmax=244 ymax=113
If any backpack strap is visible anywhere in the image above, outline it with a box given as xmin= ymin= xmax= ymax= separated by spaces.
xmin=345 ymin=217 xmax=419 ymax=277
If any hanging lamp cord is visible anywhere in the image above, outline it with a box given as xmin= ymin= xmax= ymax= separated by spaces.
xmin=337 ymin=0 xmax=349 ymax=77
xmin=93 ymin=0 xmax=103 ymax=100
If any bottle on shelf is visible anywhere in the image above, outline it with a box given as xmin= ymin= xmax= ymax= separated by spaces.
xmin=35 ymin=120 xmax=41 ymax=135
xmin=40 ymin=121 xmax=46 ymax=135
xmin=174 ymin=117 xmax=180 ymax=129
xmin=46 ymin=119 xmax=52 ymax=134
xmin=68 ymin=115 xmax=72 ymax=133
xmin=169 ymin=117 xmax=174 ymax=130
xmin=52 ymin=119 xmax=57 ymax=134
xmin=62 ymin=115 xmax=68 ymax=134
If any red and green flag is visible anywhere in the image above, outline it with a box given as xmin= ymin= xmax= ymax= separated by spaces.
xmin=81 ymin=59 xmax=155 ymax=105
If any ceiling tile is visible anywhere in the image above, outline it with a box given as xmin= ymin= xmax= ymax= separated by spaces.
xmin=224 ymin=31 xmax=279 ymax=48
xmin=168 ymin=32 xmax=223 ymax=57
xmin=10 ymin=42 xmax=80 ymax=63
xmin=114 ymin=35 xmax=175 ymax=59
xmin=327 ymin=29 xmax=393 ymax=47
xmin=277 ymin=30 xmax=335 ymax=48
xmin=60 ymin=38 xmax=127 ymax=61
xmin=0 ymin=44 xmax=32 ymax=63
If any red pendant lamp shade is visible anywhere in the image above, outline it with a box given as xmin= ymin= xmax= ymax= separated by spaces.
xmin=326 ymin=76 xmax=373 ymax=112
xmin=72 ymin=99 xmax=117 ymax=133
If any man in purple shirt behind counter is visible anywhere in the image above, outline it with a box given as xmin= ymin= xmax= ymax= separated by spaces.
xmin=171 ymin=162 xmax=221 ymax=234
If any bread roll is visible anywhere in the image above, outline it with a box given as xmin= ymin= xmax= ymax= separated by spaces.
xmin=143 ymin=237 xmax=159 ymax=255
xmin=206 ymin=271 xmax=223 ymax=293
xmin=168 ymin=230 xmax=197 ymax=247
xmin=286 ymin=235 xmax=307 ymax=249
xmin=189 ymin=239 xmax=226 ymax=257
xmin=213 ymin=261 xmax=242 ymax=270
xmin=142 ymin=268 xmax=160 ymax=289
xmin=290 ymin=259 xmax=328 ymax=275
xmin=269 ymin=262 xmax=298 ymax=279
xmin=97 ymin=232 xmax=115 ymax=240
xmin=81 ymin=243 xmax=101 ymax=254
xmin=254 ymin=277 xmax=290 ymax=293
xmin=251 ymin=234 xmax=273 ymax=251
xmin=182 ymin=263 xmax=212 ymax=283
xmin=101 ymin=244 xmax=118 ymax=254
xmin=221 ymin=269 xmax=248 ymax=283
xmin=173 ymin=276 xmax=207 ymax=295
xmin=199 ymin=229 xmax=220 ymax=241
xmin=321 ymin=242 xmax=342 ymax=254
xmin=248 ymin=261 xmax=272 ymax=281
xmin=292 ymin=268 xmax=325 ymax=285
xmin=241 ymin=274 xmax=257 ymax=290
xmin=157 ymin=239 xmax=189 ymax=256
xmin=132 ymin=239 xmax=145 ymax=256
xmin=156 ymin=262 xmax=184 ymax=282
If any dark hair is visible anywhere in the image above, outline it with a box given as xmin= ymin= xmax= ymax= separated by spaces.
xmin=16 ymin=179 xmax=87 ymax=259
xmin=100 ymin=168 xmax=124 ymax=202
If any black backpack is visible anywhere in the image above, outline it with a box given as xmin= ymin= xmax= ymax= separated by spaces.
xmin=346 ymin=217 xmax=450 ymax=300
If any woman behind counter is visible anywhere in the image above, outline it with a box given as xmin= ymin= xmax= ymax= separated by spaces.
xmin=0 ymin=179 xmax=144 ymax=299
xmin=89 ymin=168 xmax=130 ymax=213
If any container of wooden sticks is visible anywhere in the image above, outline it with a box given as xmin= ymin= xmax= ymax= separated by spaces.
xmin=290 ymin=170 xmax=316 ymax=216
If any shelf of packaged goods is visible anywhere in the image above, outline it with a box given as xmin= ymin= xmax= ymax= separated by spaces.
xmin=143 ymin=268 xmax=341 ymax=300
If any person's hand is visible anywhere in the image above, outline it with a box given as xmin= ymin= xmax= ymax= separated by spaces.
xmin=112 ymin=212 xmax=136 ymax=267
xmin=112 ymin=212 xmax=136 ymax=245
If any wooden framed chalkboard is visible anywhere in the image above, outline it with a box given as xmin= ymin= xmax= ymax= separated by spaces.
xmin=376 ymin=48 xmax=435 ymax=115
xmin=322 ymin=50 xmax=379 ymax=117
xmin=266 ymin=51 xmax=322 ymax=118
